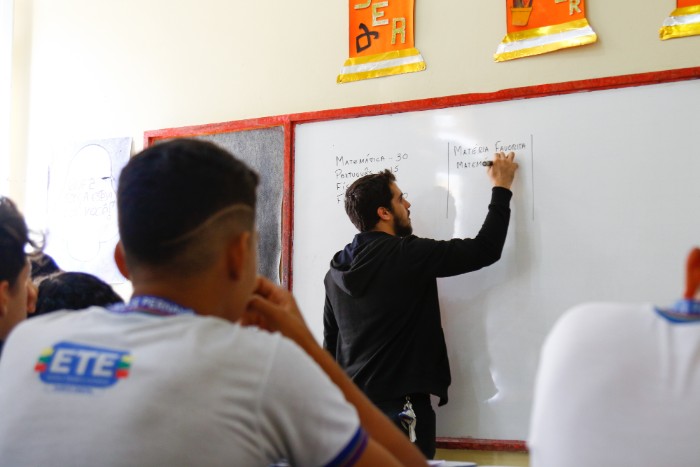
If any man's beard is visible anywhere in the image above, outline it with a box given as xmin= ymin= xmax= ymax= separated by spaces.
xmin=394 ymin=217 xmax=413 ymax=237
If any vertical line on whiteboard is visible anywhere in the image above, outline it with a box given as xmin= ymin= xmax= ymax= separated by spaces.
xmin=446 ymin=142 xmax=450 ymax=218
xmin=531 ymin=134 xmax=535 ymax=221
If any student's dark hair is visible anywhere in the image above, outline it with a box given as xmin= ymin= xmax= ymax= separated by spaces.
xmin=30 ymin=252 xmax=61 ymax=279
xmin=33 ymin=272 xmax=124 ymax=316
xmin=344 ymin=169 xmax=396 ymax=232
xmin=0 ymin=197 xmax=40 ymax=287
xmin=117 ymin=138 xmax=259 ymax=270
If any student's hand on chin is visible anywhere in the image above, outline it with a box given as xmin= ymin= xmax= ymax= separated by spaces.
xmin=241 ymin=277 xmax=316 ymax=348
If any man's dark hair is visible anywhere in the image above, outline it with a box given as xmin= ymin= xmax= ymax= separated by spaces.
xmin=117 ymin=138 xmax=259 ymax=274
xmin=344 ymin=170 xmax=396 ymax=232
xmin=0 ymin=197 xmax=39 ymax=287
xmin=33 ymin=272 xmax=124 ymax=316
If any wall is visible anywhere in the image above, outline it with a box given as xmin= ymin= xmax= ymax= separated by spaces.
xmin=10 ymin=1 xmax=700 ymax=217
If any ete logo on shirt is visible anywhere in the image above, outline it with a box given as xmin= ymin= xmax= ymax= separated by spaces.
xmin=34 ymin=342 xmax=132 ymax=390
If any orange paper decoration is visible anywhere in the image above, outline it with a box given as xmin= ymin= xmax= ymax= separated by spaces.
xmin=495 ymin=0 xmax=597 ymax=62
xmin=660 ymin=0 xmax=700 ymax=40
xmin=338 ymin=0 xmax=426 ymax=83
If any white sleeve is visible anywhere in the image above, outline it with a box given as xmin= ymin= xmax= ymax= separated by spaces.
xmin=256 ymin=336 xmax=367 ymax=466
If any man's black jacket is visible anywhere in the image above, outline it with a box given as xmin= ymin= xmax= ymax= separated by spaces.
xmin=323 ymin=187 xmax=513 ymax=406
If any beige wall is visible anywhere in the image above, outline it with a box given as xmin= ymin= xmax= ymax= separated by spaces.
xmin=11 ymin=0 xmax=699 ymax=302
xmin=10 ymin=1 xmax=700 ymax=214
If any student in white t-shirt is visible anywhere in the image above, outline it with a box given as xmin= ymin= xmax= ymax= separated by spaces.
xmin=0 ymin=139 xmax=426 ymax=466
xmin=529 ymin=247 xmax=700 ymax=467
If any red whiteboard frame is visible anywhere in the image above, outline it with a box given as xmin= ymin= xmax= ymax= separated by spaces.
xmin=145 ymin=65 xmax=700 ymax=452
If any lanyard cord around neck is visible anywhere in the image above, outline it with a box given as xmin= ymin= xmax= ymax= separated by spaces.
xmin=108 ymin=295 xmax=195 ymax=317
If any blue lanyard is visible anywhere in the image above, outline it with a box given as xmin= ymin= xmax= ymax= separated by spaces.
xmin=109 ymin=295 xmax=195 ymax=317
xmin=655 ymin=299 xmax=700 ymax=323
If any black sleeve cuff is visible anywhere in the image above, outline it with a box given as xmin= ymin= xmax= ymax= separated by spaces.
xmin=491 ymin=186 xmax=513 ymax=206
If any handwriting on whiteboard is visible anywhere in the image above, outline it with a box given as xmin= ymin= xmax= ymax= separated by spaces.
xmin=449 ymin=140 xmax=527 ymax=170
xmin=333 ymin=152 xmax=410 ymax=204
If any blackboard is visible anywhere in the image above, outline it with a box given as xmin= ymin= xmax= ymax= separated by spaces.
xmin=291 ymin=71 xmax=700 ymax=444
xmin=145 ymin=121 xmax=289 ymax=285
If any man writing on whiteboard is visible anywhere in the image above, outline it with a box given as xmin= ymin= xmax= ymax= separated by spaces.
xmin=323 ymin=150 xmax=518 ymax=458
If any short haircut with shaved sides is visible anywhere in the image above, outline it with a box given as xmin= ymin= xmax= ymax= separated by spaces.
xmin=117 ymin=139 xmax=259 ymax=276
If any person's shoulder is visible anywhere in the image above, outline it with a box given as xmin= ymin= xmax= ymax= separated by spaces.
xmin=189 ymin=318 xmax=292 ymax=364
xmin=5 ymin=307 xmax=127 ymax=349
xmin=398 ymin=234 xmax=454 ymax=254
xmin=195 ymin=315 xmax=280 ymax=337
xmin=1 ymin=309 xmax=93 ymax=362
xmin=545 ymin=302 xmax=652 ymax=349
xmin=13 ymin=308 xmax=87 ymax=333
xmin=559 ymin=302 xmax=651 ymax=326
xmin=174 ymin=315 xmax=283 ymax=345
xmin=258 ymin=333 xmax=338 ymax=385
xmin=398 ymin=234 xmax=433 ymax=246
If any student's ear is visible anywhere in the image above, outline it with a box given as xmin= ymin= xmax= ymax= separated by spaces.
xmin=226 ymin=232 xmax=253 ymax=281
xmin=377 ymin=206 xmax=392 ymax=221
xmin=0 ymin=281 xmax=10 ymax=318
xmin=114 ymin=241 xmax=130 ymax=279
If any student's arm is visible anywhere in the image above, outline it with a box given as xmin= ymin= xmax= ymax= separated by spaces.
xmin=243 ymin=277 xmax=427 ymax=467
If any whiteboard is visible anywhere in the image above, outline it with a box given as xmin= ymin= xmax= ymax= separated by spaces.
xmin=292 ymin=79 xmax=700 ymax=441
